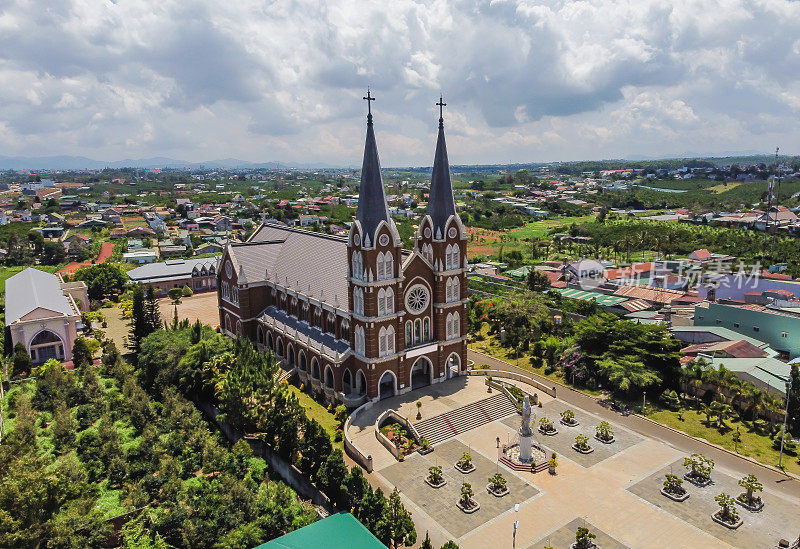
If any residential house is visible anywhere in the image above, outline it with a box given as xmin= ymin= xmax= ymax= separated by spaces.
xmin=127 ymin=256 xmax=219 ymax=295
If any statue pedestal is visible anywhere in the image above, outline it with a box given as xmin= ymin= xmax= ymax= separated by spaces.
xmin=519 ymin=434 xmax=533 ymax=463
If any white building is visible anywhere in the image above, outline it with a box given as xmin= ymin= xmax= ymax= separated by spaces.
xmin=4 ymin=268 xmax=89 ymax=364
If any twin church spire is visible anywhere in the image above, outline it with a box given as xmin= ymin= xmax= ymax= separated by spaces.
xmin=354 ymin=91 xmax=457 ymax=246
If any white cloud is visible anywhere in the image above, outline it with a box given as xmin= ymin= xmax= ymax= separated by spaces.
xmin=0 ymin=0 xmax=799 ymax=165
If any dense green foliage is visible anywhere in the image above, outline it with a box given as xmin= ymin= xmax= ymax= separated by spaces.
xmin=135 ymin=327 xmax=418 ymax=546
xmin=0 ymin=343 xmax=317 ymax=548
xmin=72 ymin=263 xmax=129 ymax=301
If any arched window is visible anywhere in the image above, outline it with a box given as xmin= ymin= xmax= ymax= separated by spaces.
xmin=232 ymin=286 xmax=239 ymax=305
xmin=327 ymin=313 xmax=335 ymax=333
xmin=422 ymin=243 xmax=433 ymax=264
xmin=377 ymin=288 xmax=386 ymax=316
xmin=225 ymin=314 xmax=232 ymax=333
xmin=446 ymin=313 xmax=453 ymax=339
xmin=405 ymin=321 xmax=413 ymax=346
xmin=352 ymin=251 xmax=363 ymax=280
xmin=300 ymin=302 xmax=309 ymax=322
xmin=341 ymin=320 xmax=350 ymax=341
xmin=446 ymin=278 xmax=453 ymax=302
xmin=452 ymin=277 xmax=459 ymax=301
xmin=385 ymin=287 xmax=394 ymax=314
xmin=291 ymin=297 xmax=298 ymax=316
xmin=355 ymin=325 xmax=365 ymax=355
xmin=414 ymin=318 xmax=421 ymax=344
xmin=451 ymin=244 xmax=460 ymax=269
xmin=353 ymin=287 xmax=364 ymax=315
xmin=377 ymin=251 xmax=386 ymax=280
xmin=446 ymin=312 xmax=460 ymax=339
xmin=314 ymin=309 xmax=322 ymax=328
xmin=378 ymin=326 xmax=395 ymax=357
xmin=445 ymin=244 xmax=453 ymax=269
xmin=423 ymin=317 xmax=430 ymax=341
xmin=452 ymin=311 xmax=460 ymax=338
xmin=384 ymin=252 xmax=393 ymax=279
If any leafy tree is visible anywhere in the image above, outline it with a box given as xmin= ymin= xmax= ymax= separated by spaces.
xmin=714 ymin=492 xmax=739 ymax=524
xmin=73 ymin=262 xmax=128 ymax=301
xmin=168 ymin=287 xmax=183 ymax=304
xmin=375 ymin=488 xmax=416 ymax=549
xmin=598 ymin=355 xmax=661 ymax=395
xmin=316 ymin=449 xmax=349 ymax=508
xmin=421 ymin=532 xmax=433 ymax=549
xmin=441 ymin=542 xmax=459 ymax=549
xmin=575 ymin=527 xmax=597 ymax=549
xmin=526 ymin=269 xmax=551 ymax=292
xmin=181 ymin=285 xmax=194 ymax=297
xmin=737 ymin=474 xmax=763 ymax=507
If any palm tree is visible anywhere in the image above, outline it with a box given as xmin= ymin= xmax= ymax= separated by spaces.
xmin=598 ymin=355 xmax=661 ymax=395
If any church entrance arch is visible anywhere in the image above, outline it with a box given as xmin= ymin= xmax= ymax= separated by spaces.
xmin=28 ymin=329 xmax=65 ymax=363
xmin=447 ymin=353 xmax=461 ymax=379
xmin=410 ymin=356 xmax=433 ymax=389
xmin=378 ymin=370 xmax=396 ymax=400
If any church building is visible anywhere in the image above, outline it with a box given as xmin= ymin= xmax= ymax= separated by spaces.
xmin=217 ymin=95 xmax=467 ymax=407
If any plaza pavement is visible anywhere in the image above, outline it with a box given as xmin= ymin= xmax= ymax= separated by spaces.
xmin=348 ymin=375 xmax=800 ymax=548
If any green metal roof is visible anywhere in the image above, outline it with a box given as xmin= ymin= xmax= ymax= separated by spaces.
xmin=554 ymin=287 xmax=630 ymax=306
xmin=253 ymin=513 xmax=383 ymax=549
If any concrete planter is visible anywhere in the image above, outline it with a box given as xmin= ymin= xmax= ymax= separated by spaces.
xmin=560 ymin=418 xmax=579 ymax=427
xmin=594 ymin=435 xmax=615 ymax=444
xmin=425 ymin=477 xmax=447 ymax=489
xmin=454 ymin=463 xmax=476 ymax=474
xmin=570 ymin=543 xmax=599 ymax=549
xmin=735 ymin=496 xmax=764 ymax=512
xmin=660 ymin=488 xmax=690 ymax=502
xmin=712 ymin=512 xmax=743 ymax=530
xmin=539 ymin=426 xmax=558 ymax=436
xmin=456 ymin=498 xmax=480 ymax=514
xmin=572 ymin=444 xmax=594 ymax=454
xmin=683 ymin=472 xmax=712 ymax=487
xmin=486 ymin=484 xmax=509 ymax=498
xmin=418 ymin=446 xmax=434 ymax=456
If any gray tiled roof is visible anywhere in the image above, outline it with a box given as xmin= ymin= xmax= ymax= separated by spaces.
xmin=231 ymin=224 xmax=350 ymax=305
xmin=5 ymin=268 xmax=77 ymax=325
xmin=128 ymin=256 xmax=220 ymax=283
xmin=259 ymin=305 xmax=350 ymax=362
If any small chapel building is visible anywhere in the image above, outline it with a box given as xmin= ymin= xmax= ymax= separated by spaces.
xmin=217 ymin=96 xmax=467 ymax=406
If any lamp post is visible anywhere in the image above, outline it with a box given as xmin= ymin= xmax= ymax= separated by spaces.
xmin=512 ymin=503 xmax=520 ymax=548
xmin=779 ymin=376 xmax=793 ymax=469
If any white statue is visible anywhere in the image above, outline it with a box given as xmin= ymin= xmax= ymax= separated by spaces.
xmin=519 ymin=395 xmax=532 ymax=437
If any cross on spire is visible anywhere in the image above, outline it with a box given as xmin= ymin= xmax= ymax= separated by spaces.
xmin=436 ymin=95 xmax=446 ymax=120
xmin=363 ymin=88 xmax=375 ymax=120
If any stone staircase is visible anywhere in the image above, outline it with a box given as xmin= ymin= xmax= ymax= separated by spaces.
xmin=414 ymin=394 xmax=518 ymax=446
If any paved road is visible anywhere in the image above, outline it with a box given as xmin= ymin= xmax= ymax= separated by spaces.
xmin=468 ymin=349 xmax=800 ymax=501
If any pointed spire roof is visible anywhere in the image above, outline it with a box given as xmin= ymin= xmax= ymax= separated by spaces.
xmin=355 ymin=89 xmax=393 ymax=244
xmin=427 ymin=95 xmax=457 ymax=235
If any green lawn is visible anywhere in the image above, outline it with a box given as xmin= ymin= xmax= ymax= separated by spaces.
xmin=645 ymin=405 xmax=800 ymax=476
xmin=506 ymin=215 xmax=596 ymax=240
xmin=287 ymin=385 xmax=342 ymax=449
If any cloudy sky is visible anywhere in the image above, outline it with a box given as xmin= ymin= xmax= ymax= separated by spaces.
xmin=1 ymin=0 xmax=799 ymax=166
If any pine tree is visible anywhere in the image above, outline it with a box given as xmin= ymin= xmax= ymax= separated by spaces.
xmin=376 ymin=488 xmax=416 ymax=549
xmin=144 ymin=285 xmax=161 ymax=334
xmin=12 ymin=342 xmax=33 ymax=377
xmin=128 ymin=284 xmax=146 ymax=353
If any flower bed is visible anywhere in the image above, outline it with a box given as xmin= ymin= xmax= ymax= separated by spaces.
xmin=379 ymin=421 xmax=419 ymax=457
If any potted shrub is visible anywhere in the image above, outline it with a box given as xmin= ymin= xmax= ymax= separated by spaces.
xmin=660 ymin=473 xmax=689 ymax=502
xmin=683 ymin=453 xmax=714 ymax=487
xmin=418 ymin=437 xmax=433 ymax=455
xmin=548 ymin=453 xmax=558 ymax=475
xmin=455 ymin=451 xmax=475 ymax=474
xmin=572 ymin=526 xmax=597 ymax=549
xmin=712 ymin=493 xmax=743 ymax=529
xmin=539 ymin=416 xmax=558 ymax=436
xmin=594 ymin=421 xmax=614 ymax=444
xmin=736 ymin=474 xmax=764 ymax=511
xmin=416 ymin=400 xmax=423 ymax=420
xmin=426 ymin=465 xmax=446 ymax=488
xmin=573 ymin=434 xmax=593 ymax=454
xmin=487 ymin=472 xmax=509 ymax=497
xmin=560 ymin=409 xmax=578 ymax=426
xmin=457 ymin=482 xmax=480 ymax=513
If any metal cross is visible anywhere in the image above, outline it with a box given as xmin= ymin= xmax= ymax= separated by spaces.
xmin=436 ymin=95 xmax=446 ymax=119
xmin=363 ymin=88 xmax=375 ymax=116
